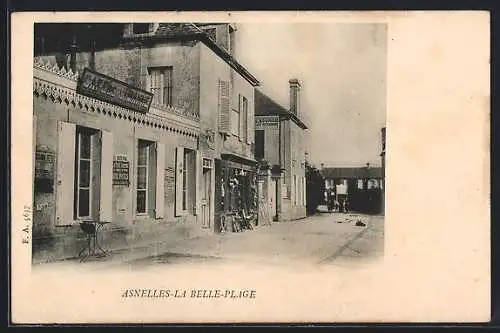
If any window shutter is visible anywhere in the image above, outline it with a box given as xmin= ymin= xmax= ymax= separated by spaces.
xmin=55 ymin=121 xmax=76 ymax=226
xmin=246 ymin=99 xmax=252 ymax=144
xmin=238 ymin=95 xmax=244 ymax=142
xmin=194 ymin=151 xmax=201 ymax=216
xmin=218 ymin=80 xmax=230 ymax=134
xmin=99 ymin=130 xmax=113 ymax=222
xmin=175 ymin=147 xmax=185 ymax=216
xmin=155 ymin=142 xmax=165 ymax=219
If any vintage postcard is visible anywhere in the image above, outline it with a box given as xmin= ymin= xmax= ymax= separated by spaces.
xmin=11 ymin=11 xmax=490 ymax=324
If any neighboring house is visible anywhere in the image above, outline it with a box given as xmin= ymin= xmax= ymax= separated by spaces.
xmin=321 ymin=165 xmax=384 ymax=214
xmin=254 ymin=79 xmax=308 ymax=222
xmin=32 ymin=22 xmax=259 ymax=263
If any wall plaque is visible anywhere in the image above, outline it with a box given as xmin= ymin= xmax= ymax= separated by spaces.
xmin=77 ymin=68 xmax=154 ymax=114
xmin=164 ymin=167 xmax=175 ymax=203
xmin=113 ymin=155 xmax=130 ymax=186
xmin=34 ymin=147 xmax=55 ymax=193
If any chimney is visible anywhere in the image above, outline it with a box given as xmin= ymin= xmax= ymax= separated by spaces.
xmin=289 ymin=78 xmax=301 ymax=116
xmin=69 ymin=35 xmax=78 ymax=73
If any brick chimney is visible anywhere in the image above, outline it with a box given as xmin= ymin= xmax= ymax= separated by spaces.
xmin=289 ymin=78 xmax=301 ymax=116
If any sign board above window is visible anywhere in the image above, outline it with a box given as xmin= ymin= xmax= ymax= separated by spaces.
xmin=77 ymin=68 xmax=154 ymax=114
xmin=255 ymin=116 xmax=280 ymax=130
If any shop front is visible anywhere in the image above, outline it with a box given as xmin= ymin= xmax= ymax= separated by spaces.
xmin=214 ymin=154 xmax=257 ymax=233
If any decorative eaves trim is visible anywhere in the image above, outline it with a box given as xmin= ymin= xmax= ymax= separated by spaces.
xmin=33 ymin=58 xmax=200 ymax=122
xmin=33 ymin=77 xmax=200 ymax=139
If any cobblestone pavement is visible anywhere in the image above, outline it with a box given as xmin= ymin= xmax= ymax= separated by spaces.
xmin=33 ymin=209 xmax=384 ymax=272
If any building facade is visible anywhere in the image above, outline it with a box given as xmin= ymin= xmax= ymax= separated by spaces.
xmin=321 ymin=166 xmax=383 ymax=214
xmin=254 ymin=80 xmax=308 ymax=222
xmin=32 ymin=23 xmax=259 ymax=263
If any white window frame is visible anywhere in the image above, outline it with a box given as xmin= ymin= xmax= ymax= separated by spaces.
xmin=241 ymin=96 xmax=248 ymax=142
xmin=136 ymin=140 xmax=151 ymax=216
xmin=75 ymin=130 xmax=94 ymax=219
xmin=231 ymin=100 xmax=240 ymax=137
xmin=148 ymin=67 xmax=173 ymax=107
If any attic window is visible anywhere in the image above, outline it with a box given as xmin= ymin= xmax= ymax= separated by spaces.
xmin=133 ymin=24 xmax=151 ymax=34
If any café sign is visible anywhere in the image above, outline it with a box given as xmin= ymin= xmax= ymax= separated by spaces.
xmin=77 ymin=68 xmax=154 ymax=114
xmin=255 ymin=116 xmax=279 ymax=130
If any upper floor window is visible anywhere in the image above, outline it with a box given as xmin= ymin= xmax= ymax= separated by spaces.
xmin=231 ymin=97 xmax=240 ymax=137
xmin=133 ymin=23 xmax=151 ymax=34
xmin=148 ymin=67 xmax=173 ymax=107
xmin=241 ymin=96 xmax=248 ymax=142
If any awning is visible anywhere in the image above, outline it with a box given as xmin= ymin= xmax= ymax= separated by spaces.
xmin=221 ymin=153 xmax=257 ymax=172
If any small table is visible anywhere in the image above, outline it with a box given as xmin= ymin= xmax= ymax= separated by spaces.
xmin=78 ymin=220 xmax=111 ymax=262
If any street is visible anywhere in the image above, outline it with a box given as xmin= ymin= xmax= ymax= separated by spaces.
xmin=34 ymin=208 xmax=383 ymax=272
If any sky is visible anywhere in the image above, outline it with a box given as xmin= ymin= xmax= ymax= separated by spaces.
xmin=234 ymin=23 xmax=387 ymax=168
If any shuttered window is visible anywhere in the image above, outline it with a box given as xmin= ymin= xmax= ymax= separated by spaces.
xmin=218 ymin=80 xmax=230 ymax=134
xmin=55 ymin=122 xmax=109 ymax=226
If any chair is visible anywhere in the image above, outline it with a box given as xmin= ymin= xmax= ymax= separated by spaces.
xmin=241 ymin=210 xmax=254 ymax=230
xmin=78 ymin=221 xmax=97 ymax=261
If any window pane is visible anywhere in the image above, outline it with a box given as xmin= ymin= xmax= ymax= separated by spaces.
xmin=137 ymin=166 xmax=147 ymax=189
xmin=80 ymin=134 xmax=91 ymax=159
xmin=163 ymin=87 xmax=171 ymax=106
xmin=136 ymin=190 xmax=146 ymax=213
xmin=79 ymin=189 xmax=90 ymax=217
xmin=138 ymin=145 xmax=148 ymax=165
xmin=79 ymin=160 xmax=91 ymax=187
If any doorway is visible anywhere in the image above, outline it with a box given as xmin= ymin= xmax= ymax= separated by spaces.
xmin=270 ymin=178 xmax=277 ymax=220
xmin=201 ymin=161 xmax=212 ymax=229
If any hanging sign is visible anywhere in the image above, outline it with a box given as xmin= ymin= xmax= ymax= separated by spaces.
xmin=77 ymin=68 xmax=154 ymax=114
xmin=113 ymin=155 xmax=130 ymax=186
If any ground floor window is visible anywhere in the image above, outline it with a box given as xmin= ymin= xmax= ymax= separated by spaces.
xmin=136 ymin=139 xmax=157 ymax=216
xmin=73 ymin=126 xmax=101 ymax=220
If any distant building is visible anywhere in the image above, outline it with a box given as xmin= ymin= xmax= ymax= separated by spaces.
xmin=321 ymin=165 xmax=383 ymax=214
xmin=254 ymin=79 xmax=309 ymax=222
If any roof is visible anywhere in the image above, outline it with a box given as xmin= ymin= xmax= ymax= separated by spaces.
xmin=321 ymin=167 xmax=383 ymax=179
xmin=255 ymin=89 xmax=308 ymax=130
xmin=129 ymin=23 xmax=260 ymax=87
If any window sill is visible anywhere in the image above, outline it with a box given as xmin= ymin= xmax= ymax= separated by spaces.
xmin=135 ymin=214 xmax=152 ymax=220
